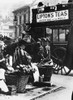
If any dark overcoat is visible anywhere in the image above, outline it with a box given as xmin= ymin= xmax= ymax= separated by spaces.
xmin=64 ymin=21 xmax=73 ymax=69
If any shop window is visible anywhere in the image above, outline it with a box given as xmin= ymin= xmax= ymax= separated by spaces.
xmin=53 ymin=29 xmax=58 ymax=42
xmin=59 ymin=29 xmax=65 ymax=42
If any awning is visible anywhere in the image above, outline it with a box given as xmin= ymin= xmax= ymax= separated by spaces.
xmin=26 ymin=20 xmax=71 ymax=27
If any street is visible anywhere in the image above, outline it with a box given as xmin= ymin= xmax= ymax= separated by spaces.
xmin=0 ymin=0 xmax=73 ymax=100
xmin=0 ymin=71 xmax=73 ymax=100
xmin=37 ymin=71 xmax=73 ymax=100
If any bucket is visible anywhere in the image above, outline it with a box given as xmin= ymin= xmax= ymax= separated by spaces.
xmin=39 ymin=65 xmax=53 ymax=82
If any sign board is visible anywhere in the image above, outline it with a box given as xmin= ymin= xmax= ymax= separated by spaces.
xmin=36 ymin=10 xmax=69 ymax=22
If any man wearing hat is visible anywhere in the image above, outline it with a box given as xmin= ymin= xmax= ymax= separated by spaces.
xmin=22 ymin=30 xmax=32 ymax=43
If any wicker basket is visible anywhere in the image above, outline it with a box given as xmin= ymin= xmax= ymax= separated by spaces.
xmin=5 ymin=73 xmax=29 ymax=93
xmin=16 ymin=75 xmax=29 ymax=93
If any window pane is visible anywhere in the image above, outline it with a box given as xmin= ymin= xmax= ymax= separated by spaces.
xmin=17 ymin=16 xmax=20 ymax=25
xmin=26 ymin=13 xmax=28 ymax=23
xmin=24 ymin=14 xmax=26 ymax=23
xmin=65 ymin=29 xmax=69 ymax=41
xmin=53 ymin=29 xmax=58 ymax=42
xmin=21 ymin=25 xmax=23 ymax=32
xmin=21 ymin=15 xmax=24 ymax=24
xmin=20 ymin=16 xmax=21 ymax=24
xmin=17 ymin=26 xmax=19 ymax=37
xmin=59 ymin=29 xmax=65 ymax=42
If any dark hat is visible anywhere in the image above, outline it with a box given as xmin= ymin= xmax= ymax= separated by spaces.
xmin=38 ymin=2 xmax=43 ymax=7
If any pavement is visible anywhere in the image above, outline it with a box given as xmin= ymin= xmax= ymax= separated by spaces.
xmin=38 ymin=72 xmax=73 ymax=100
xmin=0 ymin=74 xmax=68 ymax=100
xmin=0 ymin=84 xmax=65 ymax=100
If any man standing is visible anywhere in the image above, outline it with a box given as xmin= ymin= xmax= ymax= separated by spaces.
xmin=64 ymin=20 xmax=73 ymax=69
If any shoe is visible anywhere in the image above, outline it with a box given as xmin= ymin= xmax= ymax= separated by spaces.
xmin=5 ymin=91 xmax=11 ymax=95
xmin=1 ymin=91 xmax=11 ymax=95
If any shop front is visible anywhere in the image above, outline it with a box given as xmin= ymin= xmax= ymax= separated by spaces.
xmin=31 ymin=3 xmax=73 ymax=51
xmin=30 ymin=3 xmax=73 ymax=75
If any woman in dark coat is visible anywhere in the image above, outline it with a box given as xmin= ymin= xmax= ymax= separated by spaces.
xmin=64 ymin=21 xmax=73 ymax=69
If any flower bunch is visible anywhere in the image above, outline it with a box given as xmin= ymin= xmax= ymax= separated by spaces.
xmin=16 ymin=64 xmax=35 ymax=75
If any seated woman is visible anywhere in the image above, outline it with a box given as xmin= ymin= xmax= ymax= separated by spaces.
xmin=13 ymin=40 xmax=40 ymax=83
xmin=0 ymin=45 xmax=10 ymax=94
